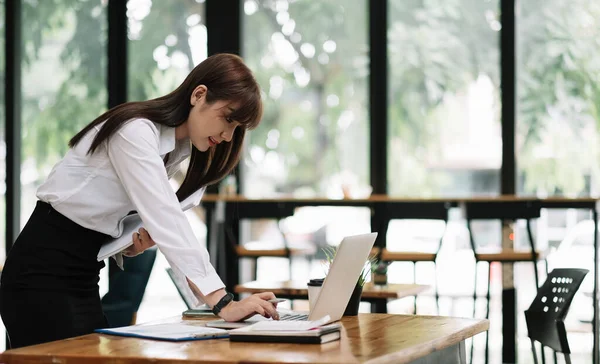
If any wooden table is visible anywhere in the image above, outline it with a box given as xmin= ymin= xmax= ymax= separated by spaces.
xmin=235 ymin=280 xmax=430 ymax=313
xmin=0 ymin=314 xmax=489 ymax=364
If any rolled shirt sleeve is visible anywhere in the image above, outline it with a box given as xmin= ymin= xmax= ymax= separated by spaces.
xmin=106 ymin=120 xmax=224 ymax=304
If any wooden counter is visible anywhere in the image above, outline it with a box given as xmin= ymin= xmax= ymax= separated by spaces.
xmin=0 ymin=314 xmax=488 ymax=364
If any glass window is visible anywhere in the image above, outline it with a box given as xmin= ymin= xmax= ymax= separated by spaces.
xmin=242 ymin=0 xmax=370 ymax=199
xmin=517 ymin=1 xmax=600 ymax=350
xmin=386 ymin=1 xmax=502 ymax=324
xmin=241 ymin=0 xmax=370 ymax=283
xmin=387 ymin=0 xmax=501 ymax=197
xmin=127 ymin=0 xmax=207 ymax=323
xmin=517 ymin=0 xmax=600 ymax=197
xmin=128 ymin=0 xmax=207 ymax=101
xmin=20 ymin=0 xmax=108 ymax=225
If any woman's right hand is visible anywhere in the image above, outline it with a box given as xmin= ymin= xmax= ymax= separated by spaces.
xmin=218 ymin=292 xmax=280 ymax=322
xmin=123 ymin=228 xmax=156 ymax=257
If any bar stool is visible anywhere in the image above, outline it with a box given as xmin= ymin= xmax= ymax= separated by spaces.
xmin=233 ymin=218 xmax=316 ymax=281
xmin=379 ymin=201 xmax=450 ymax=314
xmin=465 ymin=199 xmax=548 ymax=364
xmin=224 ymin=202 xmax=315 ymax=282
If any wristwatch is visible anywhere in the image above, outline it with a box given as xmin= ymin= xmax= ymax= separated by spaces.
xmin=212 ymin=292 xmax=234 ymax=316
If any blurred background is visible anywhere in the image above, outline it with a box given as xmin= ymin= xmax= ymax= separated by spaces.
xmin=2 ymin=0 xmax=600 ymax=363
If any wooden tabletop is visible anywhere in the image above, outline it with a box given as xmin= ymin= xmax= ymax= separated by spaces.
xmin=201 ymin=193 xmax=598 ymax=204
xmin=201 ymin=193 xmax=530 ymax=203
xmin=0 ymin=314 xmax=489 ymax=364
xmin=235 ymin=280 xmax=430 ymax=300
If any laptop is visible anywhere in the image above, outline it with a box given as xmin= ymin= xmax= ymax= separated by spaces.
xmin=206 ymin=232 xmax=378 ymax=329
xmin=167 ymin=268 xmax=214 ymax=317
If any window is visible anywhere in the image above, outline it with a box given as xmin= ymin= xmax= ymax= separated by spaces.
xmin=386 ymin=1 xmax=502 ymax=322
xmin=517 ymin=3 xmax=600 ymax=350
xmin=128 ymin=0 xmax=207 ymax=101
xmin=240 ymin=0 xmax=370 ymax=281
xmin=517 ymin=0 xmax=600 ymax=197
xmin=387 ymin=0 xmax=501 ymax=197
xmin=242 ymin=0 xmax=369 ymax=199
xmin=126 ymin=0 xmax=207 ymax=322
xmin=20 ymin=0 xmax=108 ymax=225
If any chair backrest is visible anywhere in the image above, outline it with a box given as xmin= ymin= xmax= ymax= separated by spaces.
xmin=464 ymin=200 xmax=541 ymax=220
xmin=227 ymin=201 xmax=296 ymax=220
xmin=382 ymin=201 xmax=450 ymax=221
xmin=525 ymin=268 xmax=589 ymax=353
xmin=223 ymin=201 xmax=294 ymax=250
xmin=381 ymin=202 xmax=450 ymax=255
xmin=464 ymin=200 xmax=542 ymax=253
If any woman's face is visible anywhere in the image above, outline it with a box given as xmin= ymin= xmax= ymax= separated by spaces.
xmin=182 ymin=85 xmax=240 ymax=152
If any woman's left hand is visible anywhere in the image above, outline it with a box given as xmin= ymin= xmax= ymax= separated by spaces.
xmin=123 ymin=228 xmax=156 ymax=257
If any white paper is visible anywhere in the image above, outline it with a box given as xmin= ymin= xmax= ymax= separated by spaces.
xmin=97 ymin=188 xmax=204 ymax=262
xmin=229 ymin=322 xmax=342 ymax=337
xmin=99 ymin=322 xmax=227 ymax=340
xmin=97 ymin=214 xmax=141 ymax=261
xmin=248 ymin=315 xmax=331 ymax=332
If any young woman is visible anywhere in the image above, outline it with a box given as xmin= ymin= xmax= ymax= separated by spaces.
xmin=0 ymin=53 xmax=279 ymax=349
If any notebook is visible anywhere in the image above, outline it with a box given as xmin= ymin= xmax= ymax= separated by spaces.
xmin=95 ymin=321 xmax=228 ymax=342
xmin=97 ymin=188 xmax=205 ymax=261
xmin=228 ymin=322 xmax=342 ymax=344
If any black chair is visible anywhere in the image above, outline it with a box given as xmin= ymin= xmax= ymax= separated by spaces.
xmin=525 ymin=268 xmax=588 ymax=364
xmin=465 ymin=200 xmax=548 ymax=363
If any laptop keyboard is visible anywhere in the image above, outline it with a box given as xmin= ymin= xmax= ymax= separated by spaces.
xmin=279 ymin=313 xmax=309 ymax=321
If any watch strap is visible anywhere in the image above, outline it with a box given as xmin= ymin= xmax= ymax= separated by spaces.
xmin=212 ymin=292 xmax=234 ymax=316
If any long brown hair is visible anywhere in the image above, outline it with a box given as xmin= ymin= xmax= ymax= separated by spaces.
xmin=69 ymin=53 xmax=262 ymax=201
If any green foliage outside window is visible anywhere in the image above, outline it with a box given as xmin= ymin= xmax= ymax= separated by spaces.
xmin=5 ymin=0 xmax=600 ymax=198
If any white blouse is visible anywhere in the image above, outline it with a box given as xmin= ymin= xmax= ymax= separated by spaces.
xmin=37 ymin=118 xmax=224 ymax=303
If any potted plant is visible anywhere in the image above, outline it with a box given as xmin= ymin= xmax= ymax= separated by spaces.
xmin=371 ymin=259 xmax=391 ymax=286
xmin=321 ymin=246 xmax=377 ymax=316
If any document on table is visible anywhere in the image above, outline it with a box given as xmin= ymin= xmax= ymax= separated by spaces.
xmin=97 ymin=189 xmax=204 ymax=261
xmin=95 ymin=321 xmax=228 ymax=341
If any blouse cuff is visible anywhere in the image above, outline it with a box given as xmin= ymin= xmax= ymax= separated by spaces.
xmin=187 ymin=272 xmax=226 ymax=305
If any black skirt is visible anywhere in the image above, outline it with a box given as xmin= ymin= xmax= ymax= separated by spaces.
xmin=0 ymin=200 xmax=110 ymax=348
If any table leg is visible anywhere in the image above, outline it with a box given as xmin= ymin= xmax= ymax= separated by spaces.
xmin=593 ymin=208 xmax=598 ymax=364
xmin=224 ymin=212 xmax=240 ymax=294
xmin=370 ymin=206 xmax=388 ymax=315
xmin=408 ymin=342 xmax=466 ymax=364
xmin=371 ymin=206 xmax=387 ymax=249
xmin=371 ymin=299 xmax=388 ymax=314
xmin=459 ymin=340 xmax=467 ymax=364
xmin=206 ymin=207 xmax=214 ymax=260
xmin=502 ymin=220 xmax=517 ymax=363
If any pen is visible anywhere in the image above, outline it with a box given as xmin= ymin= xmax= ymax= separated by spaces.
xmin=268 ymin=298 xmax=287 ymax=304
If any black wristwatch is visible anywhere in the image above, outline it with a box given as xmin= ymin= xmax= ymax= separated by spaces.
xmin=212 ymin=292 xmax=234 ymax=316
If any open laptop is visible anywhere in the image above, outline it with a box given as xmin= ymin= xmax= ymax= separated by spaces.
xmin=166 ymin=268 xmax=215 ymax=317
xmin=206 ymin=232 xmax=377 ymax=329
